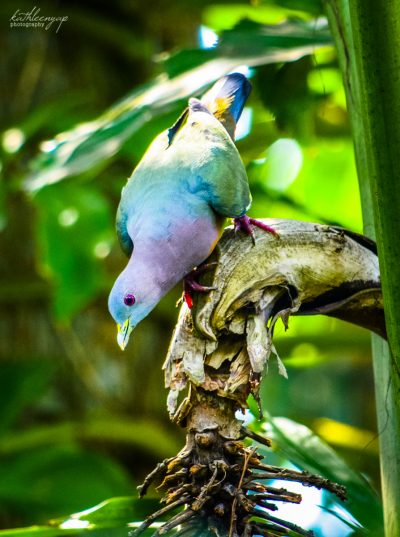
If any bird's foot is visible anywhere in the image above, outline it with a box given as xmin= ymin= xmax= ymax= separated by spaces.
xmin=233 ymin=215 xmax=279 ymax=245
xmin=179 ymin=263 xmax=217 ymax=309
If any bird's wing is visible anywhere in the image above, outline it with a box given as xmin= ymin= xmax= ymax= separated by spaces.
xmin=198 ymin=136 xmax=252 ymax=218
xmin=115 ymin=131 xmax=170 ymax=257
xmin=208 ymin=148 xmax=251 ymax=218
xmin=116 ymin=200 xmax=134 ymax=257
xmin=195 ymin=73 xmax=253 ymax=216
xmin=167 ymin=108 xmax=188 ymax=147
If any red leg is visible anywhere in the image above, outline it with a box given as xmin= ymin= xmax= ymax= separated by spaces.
xmin=234 ymin=215 xmax=279 ymax=244
xmin=182 ymin=263 xmax=217 ymax=309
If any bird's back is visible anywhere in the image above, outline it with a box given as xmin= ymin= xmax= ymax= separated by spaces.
xmin=118 ymin=130 xmax=224 ymax=275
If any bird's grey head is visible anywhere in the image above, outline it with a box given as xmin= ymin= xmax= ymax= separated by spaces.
xmin=108 ymin=259 xmax=163 ymax=350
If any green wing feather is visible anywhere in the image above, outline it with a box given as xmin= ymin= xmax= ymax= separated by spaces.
xmin=116 ymin=203 xmax=133 ymax=257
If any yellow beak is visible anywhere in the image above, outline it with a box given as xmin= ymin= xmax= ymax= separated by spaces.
xmin=117 ymin=319 xmax=133 ymax=350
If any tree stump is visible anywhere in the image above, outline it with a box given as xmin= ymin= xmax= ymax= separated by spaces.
xmin=133 ymin=219 xmax=382 ymax=537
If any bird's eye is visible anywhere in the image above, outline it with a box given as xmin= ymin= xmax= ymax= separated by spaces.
xmin=124 ymin=293 xmax=136 ymax=306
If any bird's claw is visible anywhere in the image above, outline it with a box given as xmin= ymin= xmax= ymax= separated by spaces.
xmin=181 ymin=263 xmax=218 ymax=309
xmin=234 ymin=215 xmax=279 ymax=245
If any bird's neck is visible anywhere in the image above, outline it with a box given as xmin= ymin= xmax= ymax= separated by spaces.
xmin=130 ymin=240 xmax=187 ymax=296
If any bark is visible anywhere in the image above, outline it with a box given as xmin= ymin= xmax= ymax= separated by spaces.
xmin=135 ymin=219 xmax=381 ymax=537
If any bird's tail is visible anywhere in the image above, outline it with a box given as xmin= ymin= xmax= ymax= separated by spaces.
xmin=201 ymin=73 xmax=252 ymax=139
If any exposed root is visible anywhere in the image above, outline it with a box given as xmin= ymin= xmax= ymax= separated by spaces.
xmin=129 ymin=496 xmax=190 ymax=535
xmin=241 ymin=428 xmax=272 ymax=448
xmin=153 ymin=509 xmax=196 ymax=535
xmin=228 ymin=448 xmax=255 ymax=537
xmin=247 ymin=464 xmax=347 ymax=501
xmin=132 ymin=430 xmax=347 ymax=536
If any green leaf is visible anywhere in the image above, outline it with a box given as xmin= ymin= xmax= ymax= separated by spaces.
xmin=0 ymin=527 xmax=74 ymax=537
xmin=0 ymin=496 xmax=173 ymax=537
xmin=24 ymin=19 xmax=331 ymax=192
xmin=0 ymin=524 xmax=155 ymax=537
xmin=218 ymin=18 xmax=330 ymax=56
xmin=203 ymin=3 xmax=313 ymax=32
xmin=264 ymin=0 xmax=323 ymax=16
xmin=0 ymin=523 xmax=132 ymax=537
xmin=57 ymin=496 xmax=183 ymax=535
xmin=56 ymin=496 xmax=161 ymax=528
xmin=319 ymin=505 xmax=362 ymax=532
xmin=262 ymin=416 xmax=383 ymax=532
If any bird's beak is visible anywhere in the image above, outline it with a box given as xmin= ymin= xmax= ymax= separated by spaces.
xmin=117 ymin=319 xmax=133 ymax=350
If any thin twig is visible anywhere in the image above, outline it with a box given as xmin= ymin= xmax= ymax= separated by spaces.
xmin=129 ymin=495 xmax=189 ymax=536
xmin=242 ymin=428 xmax=272 ymax=447
xmin=257 ymin=484 xmax=302 ymax=496
xmin=158 ymin=468 xmax=188 ymax=489
xmin=193 ymin=465 xmax=218 ymax=510
xmin=250 ymin=492 xmax=302 ymax=504
xmin=229 ymin=448 xmax=255 ymax=537
xmin=137 ymin=458 xmax=173 ymax=497
xmin=248 ymin=471 xmax=347 ymax=500
xmin=154 ymin=509 xmax=196 ymax=535
xmin=257 ymin=500 xmax=279 ymax=511
xmin=165 ymin=483 xmax=192 ymax=504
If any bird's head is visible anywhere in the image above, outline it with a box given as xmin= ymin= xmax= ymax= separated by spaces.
xmin=108 ymin=260 xmax=163 ymax=350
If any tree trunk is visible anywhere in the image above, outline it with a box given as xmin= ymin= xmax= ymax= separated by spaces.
xmin=134 ymin=219 xmax=381 ymax=537
xmin=324 ymin=3 xmax=400 ymax=535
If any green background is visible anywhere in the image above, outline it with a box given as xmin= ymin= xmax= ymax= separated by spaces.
xmin=0 ymin=0 xmax=381 ymax=534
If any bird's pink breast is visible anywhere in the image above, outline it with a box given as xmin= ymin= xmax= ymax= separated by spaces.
xmin=128 ymin=204 xmax=222 ymax=292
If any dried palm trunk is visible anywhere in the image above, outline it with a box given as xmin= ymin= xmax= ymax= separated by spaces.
xmin=133 ymin=219 xmax=382 ymax=537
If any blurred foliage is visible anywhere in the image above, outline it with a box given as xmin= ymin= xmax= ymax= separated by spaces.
xmin=0 ymin=0 xmax=382 ymax=535
xmin=262 ymin=416 xmax=383 ymax=532
xmin=0 ymin=497 xmax=162 ymax=537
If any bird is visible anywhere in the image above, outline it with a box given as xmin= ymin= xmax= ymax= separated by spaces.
xmin=108 ymin=73 xmax=277 ymax=350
